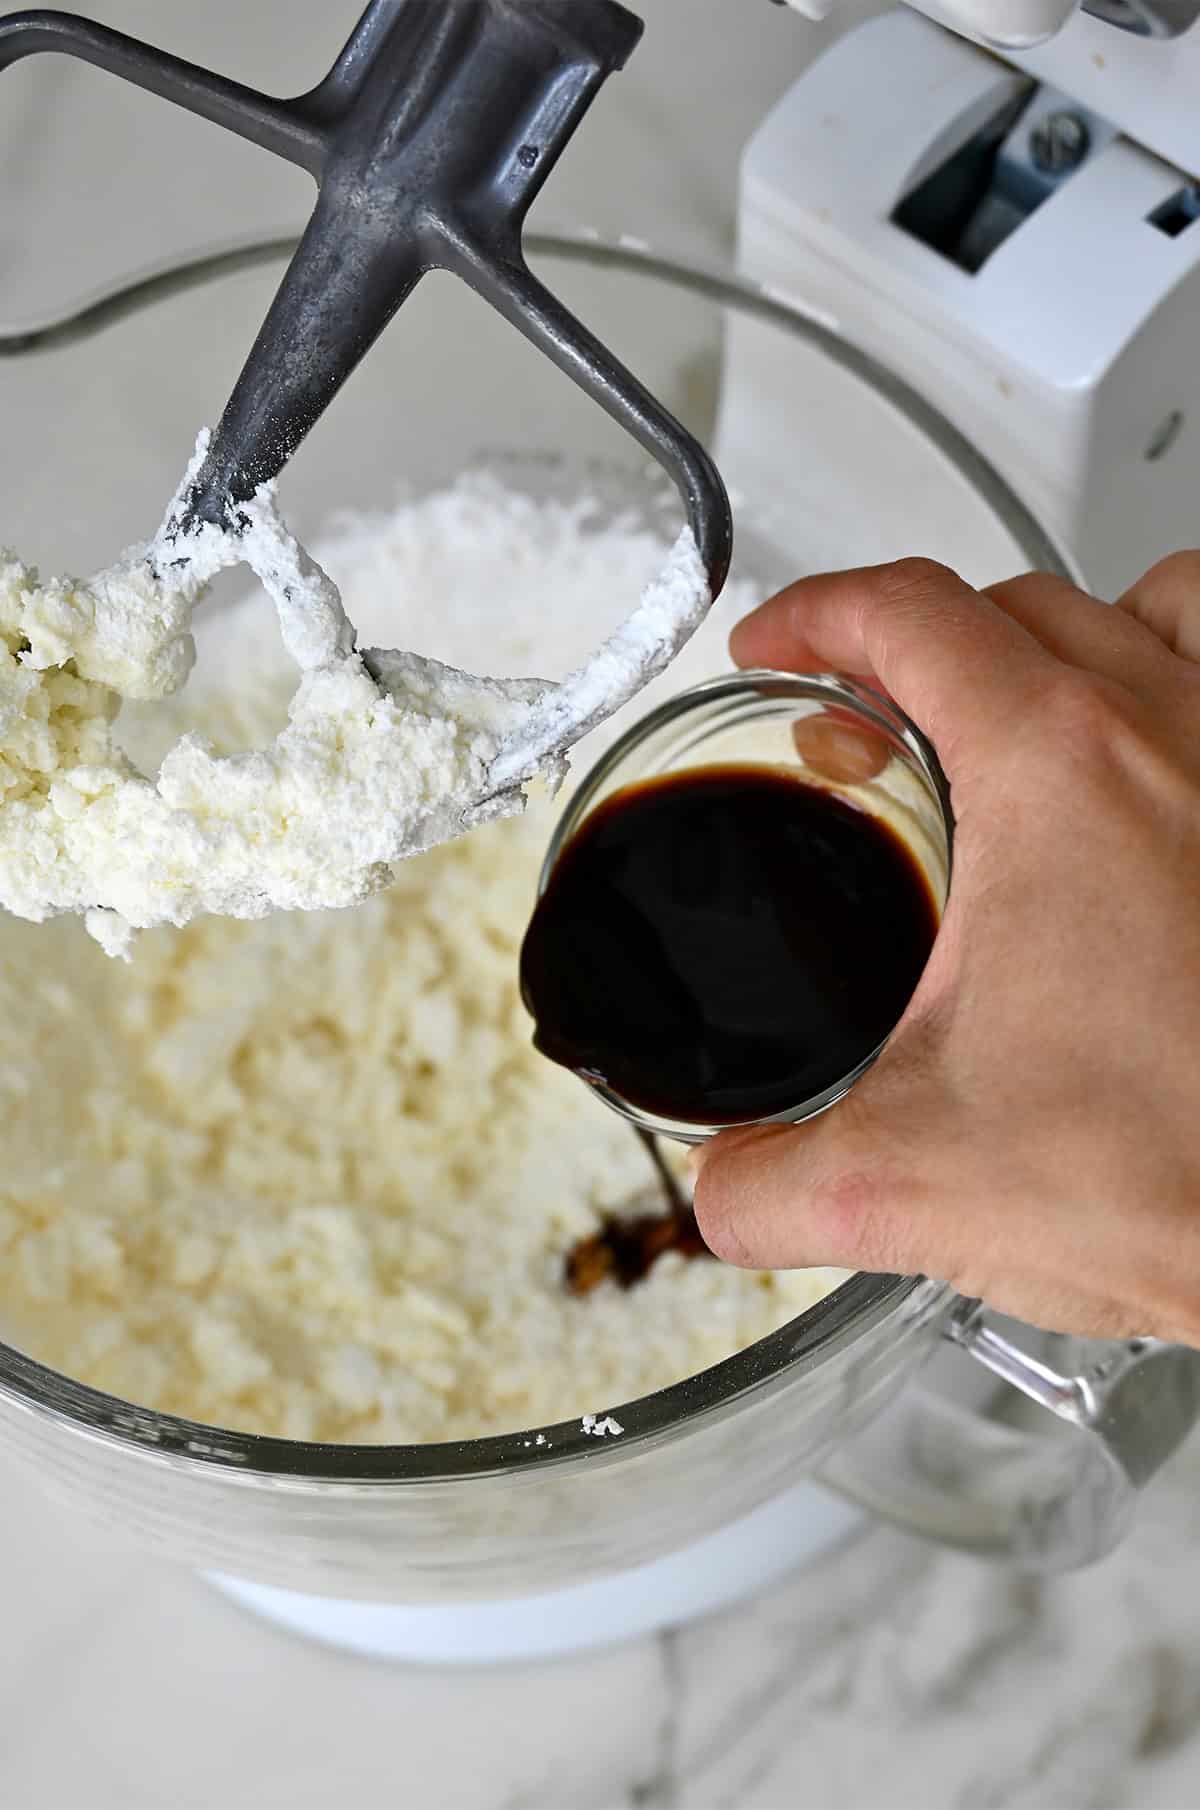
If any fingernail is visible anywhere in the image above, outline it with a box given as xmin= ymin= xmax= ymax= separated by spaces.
xmin=792 ymin=716 xmax=889 ymax=783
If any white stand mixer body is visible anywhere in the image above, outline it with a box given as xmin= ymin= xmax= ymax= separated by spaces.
xmin=730 ymin=9 xmax=1200 ymax=597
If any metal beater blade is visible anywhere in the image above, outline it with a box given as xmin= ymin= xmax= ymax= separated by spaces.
xmin=0 ymin=0 xmax=732 ymax=598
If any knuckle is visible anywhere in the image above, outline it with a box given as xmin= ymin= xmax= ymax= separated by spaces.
xmin=876 ymin=557 xmax=961 ymax=605
xmin=984 ymin=571 xmax=1047 ymax=604
xmin=1030 ymin=666 xmax=1200 ymax=814
xmin=1122 ymin=550 xmax=1200 ymax=662
xmin=1139 ymin=549 xmax=1200 ymax=593
xmin=807 ymin=1165 xmax=916 ymax=1276
xmin=1039 ymin=669 xmax=1139 ymax=766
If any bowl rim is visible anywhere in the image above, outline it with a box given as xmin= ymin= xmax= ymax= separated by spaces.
xmin=0 ymin=1272 xmax=940 ymax=1481
xmin=0 ymin=227 xmax=1037 ymax=1482
xmin=0 ymin=225 xmax=1077 ymax=586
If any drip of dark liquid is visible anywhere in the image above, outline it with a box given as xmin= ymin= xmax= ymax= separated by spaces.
xmin=521 ymin=763 xmax=939 ymax=1128
xmin=564 ymin=1127 xmax=708 ymax=1295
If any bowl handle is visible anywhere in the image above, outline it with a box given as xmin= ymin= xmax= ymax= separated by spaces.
xmin=819 ymin=1299 xmax=1200 ymax=1569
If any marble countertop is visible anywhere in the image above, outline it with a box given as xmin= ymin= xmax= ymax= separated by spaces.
xmin=3 ymin=6 xmax=1200 ymax=1806
xmin=4 ymin=1436 xmax=1200 ymax=1810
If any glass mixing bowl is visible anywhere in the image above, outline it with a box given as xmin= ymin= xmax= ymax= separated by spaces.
xmin=1 ymin=233 xmax=1196 ymax=1619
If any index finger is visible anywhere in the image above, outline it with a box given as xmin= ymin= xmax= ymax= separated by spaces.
xmin=729 ymin=559 xmax=1053 ymax=769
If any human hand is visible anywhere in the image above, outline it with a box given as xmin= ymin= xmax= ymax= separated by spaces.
xmin=692 ymin=554 xmax=1200 ymax=1344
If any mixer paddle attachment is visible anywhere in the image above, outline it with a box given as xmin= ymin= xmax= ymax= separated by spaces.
xmin=0 ymin=0 xmax=732 ymax=597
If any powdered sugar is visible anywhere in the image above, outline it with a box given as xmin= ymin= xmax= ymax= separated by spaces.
xmin=0 ymin=441 xmax=712 ymax=953
xmin=581 ymin=1413 xmax=625 ymax=1437
xmin=488 ymin=526 xmax=709 ymax=790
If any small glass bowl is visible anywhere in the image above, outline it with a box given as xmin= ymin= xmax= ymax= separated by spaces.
xmin=534 ymin=669 xmax=954 ymax=1143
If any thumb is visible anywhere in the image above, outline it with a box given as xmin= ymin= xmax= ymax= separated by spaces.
xmin=691 ymin=1095 xmax=949 ymax=1278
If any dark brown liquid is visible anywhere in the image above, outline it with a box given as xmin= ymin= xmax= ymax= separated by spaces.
xmin=565 ymin=1198 xmax=709 ymax=1294
xmin=521 ymin=764 xmax=939 ymax=1127
xmin=565 ymin=1128 xmax=709 ymax=1294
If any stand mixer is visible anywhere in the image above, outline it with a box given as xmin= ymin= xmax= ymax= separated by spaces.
xmin=747 ymin=0 xmax=1200 ymax=599
xmin=2 ymin=0 xmax=1199 ymax=1664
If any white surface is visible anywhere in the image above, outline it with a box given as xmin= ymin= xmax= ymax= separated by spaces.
xmin=209 ymin=1484 xmax=864 ymax=1664
xmin=4 ymin=5 xmax=1200 ymax=1807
